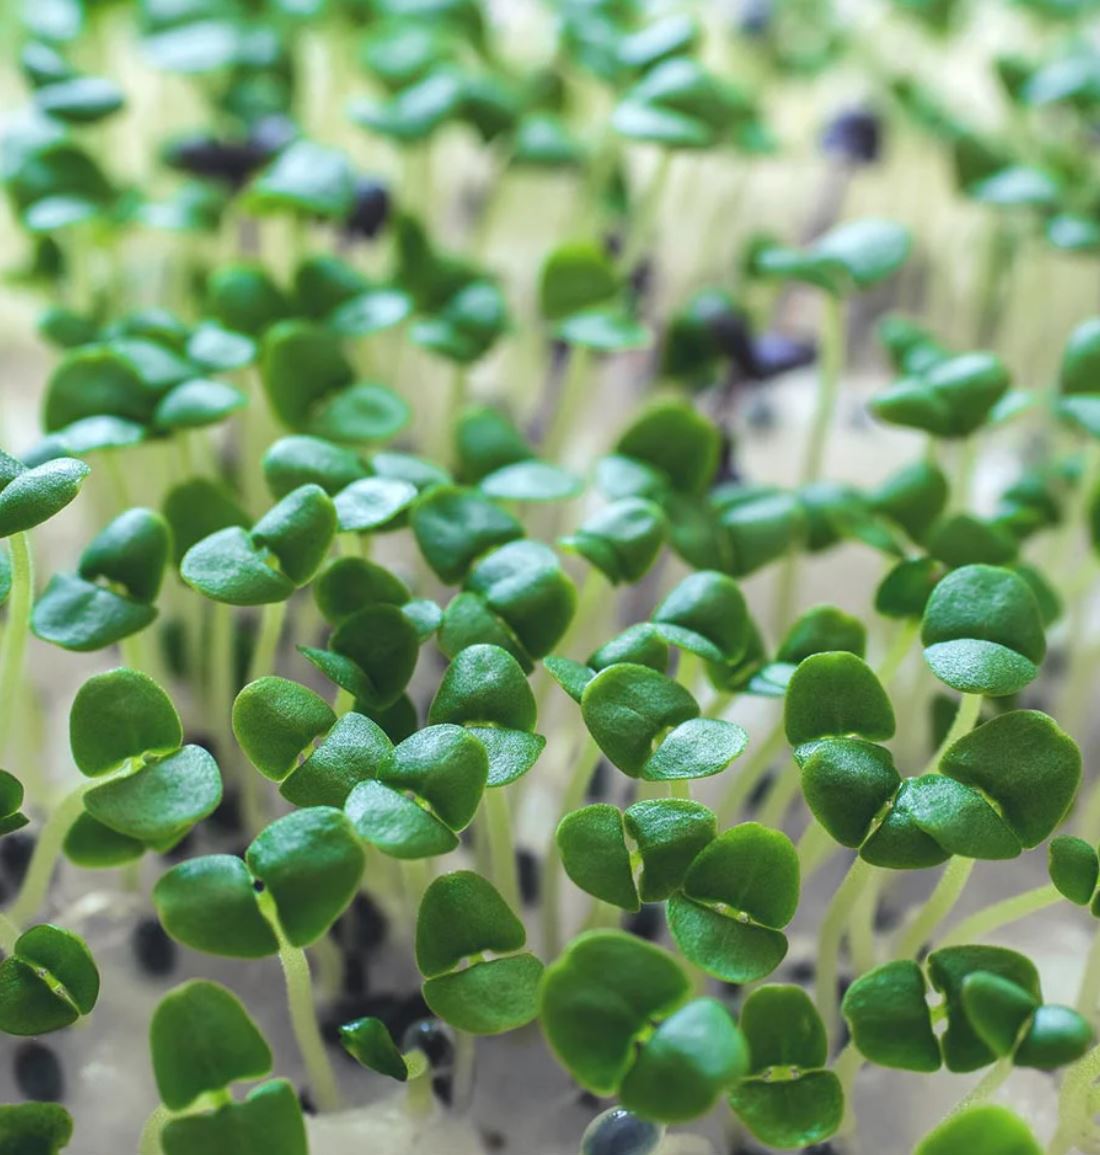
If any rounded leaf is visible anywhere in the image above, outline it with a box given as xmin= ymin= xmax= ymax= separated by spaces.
xmin=151 ymin=980 xmax=273 ymax=1110
xmin=415 ymin=870 xmax=526 ymax=978
xmin=728 ymin=1070 xmax=843 ymax=1150
xmin=410 ymin=485 xmax=522 ymax=584
xmin=1048 ymin=836 xmax=1098 ymax=906
xmin=651 ymin=571 xmax=750 ymax=664
xmin=181 ymin=527 xmax=295 ymax=606
xmin=423 ymin=953 xmax=544 ymax=1035
xmin=429 ymin=644 xmax=536 ymax=732
xmin=581 ymin=663 xmax=698 ymax=776
xmin=914 ymin=1105 xmax=1041 ymax=1155
xmin=301 ymin=605 xmax=419 ymax=709
xmin=282 ymin=711 xmax=393 ymax=808
xmin=784 ymin=652 xmax=896 ymax=747
xmin=624 ymin=799 xmax=717 ymax=903
xmin=334 ymin=477 xmax=417 ymax=533
xmin=84 ymin=744 xmax=221 ymax=849
xmin=921 ymin=565 xmax=1046 ymax=696
xmin=938 ymin=710 xmax=1080 ymax=848
xmin=233 ymin=678 xmax=337 ymax=782
xmin=842 ymin=961 xmax=941 ymax=1072
xmin=78 ymin=507 xmax=170 ymax=602
xmin=801 ymin=738 xmax=901 ymax=848
xmin=70 ymin=668 xmax=182 ymax=777
xmin=557 ymin=805 xmax=640 ymax=911
xmin=154 ymin=855 xmax=278 ymax=959
xmin=344 ymin=778 xmax=458 ymax=859
xmin=0 ymin=458 xmax=90 ymax=537
xmin=1013 ymin=1004 xmax=1094 ymax=1070
xmin=32 ymin=574 xmax=157 ymax=651
xmin=246 ymin=808 xmax=365 ymax=947
xmin=339 ymin=1018 xmax=407 ymax=1081
xmin=539 ymin=930 xmax=691 ymax=1095
xmin=619 ymin=998 xmax=749 ymax=1124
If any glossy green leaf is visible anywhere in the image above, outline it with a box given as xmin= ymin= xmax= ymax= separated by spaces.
xmin=154 ymin=855 xmax=278 ymax=959
xmin=1048 ymin=836 xmax=1099 ymax=905
xmin=247 ymin=141 xmax=355 ymax=218
xmin=344 ymin=778 xmax=458 ymax=858
xmin=913 ymin=1105 xmax=1041 ymax=1155
xmin=411 ymin=485 xmax=523 ymax=583
xmin=581 ymin=663 xmax=698 ymax=776
xmin=922 ymin=565 xmax=1046 ymax=696
xmin=62 ymin=811 xmax=143 ymax=867
xmin=246 ymin=808 xmax=365 ymax=947
xmin=928 ymin=945 xmax=1040 ymax=1072
xmin=0 ymin=924 xmax=99 ymax=1036
xmin=939 ymin=710 xmax=1079 ymax=847
xmin=69 ymin=668 xmax=182 ymax=777
xmin=642 ymin=717 xmax=747 ymax=782
xmin=619 ymin=997 xmax=749 ymax=1123
xmin=961 ymin=972 xmax=1038 ymax=1058
xmin=785 ymin=652 xmax=896 ymax=747
xmin=1013 ymin=1004 xmax=1094 ymax=1070
xmin=233 ymin=677 xmax=336 ymax=783
xmin=651 ymin=571 xmax=750 ymax=664
xmin=340 ymin=1017 xmax=408 ymax=1080
xmin=728 ymin=1070 xmax=844 ymax=1150
xmin=84 ymin=744 xmax=221 ymax=848
xmin=842 ymin=961 xmax=941 ymax=1072
xmin=669 ymin=824 xmax=798 ymax=982
xmin=560 ymin=497 xmax=665 ymax=584
xmin=300 ymin=605 xmax=419 ymax=709
xmin=423 ymin=953 xmax=544 ymax=1035
xmin=624 ymin=799 xmax=717 ymax=903
xmin=415 ymin=870 xmax=525 ymax=978
xmin=32 ymin=574 xmax=157 ymax=651
xmin=181 ymin=527 xmax=295 ymax=606
xmin=801 ymin=739 xmax=902 ymax=848
xmin=161 ymin=1079 xmax=307 ymax=1155
xmin=282 ymin=709 xmax=393 ymax=807
xmin=0 ymin=457 xmax=90 ymax=537
xmin=151 ymin=980 xmax=273 ymax=1110
xmin=539 ymin=930 xmax=691 ymax=1095
xmin=334 ymin=478 xmax=417 ymax=533
xmin=557 ymin=805 xmax=639 ymax=911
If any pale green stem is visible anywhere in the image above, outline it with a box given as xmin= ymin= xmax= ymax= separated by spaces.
xmin=773 ymin=293 xmax=847 ymax=635
xmin=755 ymin=759 xmax=800 ymax=828
xmin=849 ymin=868 xmax=881 ymax=976
xmin=309 ymin=933 xmax=346 ymax=1003
xmin=796 ymin=820 xmax=836 ymax=882
xmin=816 ymin=855 xmax=875 ymax=1044
xmin=1077 ymin=924 xmax=1100 ymax=1020
xmin=0 ymin=911 xmax=18 ymax=953
xmin=138 ymin=1105 xmax=171 ymax=1155
xmin=275 ymin=931 xmax=342 ymax=1113
xmin=439 ymin=365 xmax=467 ymax=467
xmin=876 ymin=619 xmax=920 ymax=687
xmin=668 ymin=779 xmax=691 ymax=800
xmin=715 ymin=719 xmax=786 ymax=827
xmin=924 ymin=693 xmax=982 ymax=775
xmin=0 ymin=532 xmax=34 ymax=767
xmin=1047 ymin=1043 xmax=1100 ymax=1155
xmin=833 ymin=1043 xmax=864 ymax=1132
xmin=893 ymin=856 xmax=975 ymax=961
xmin=119 ymin=627 xmax=152 ymax=678
xmin=620 ymin=149 xmax=672 ymax=272
xmin=951 ymin=1056 xmax=1012 ymax=1115
xmin=6 ymin=782 xmax=90 ymax=929
xmin=101 ymin=449 xmax=131 ymax=513
xmin=452 ymin=1029 xmax=476 ymax=1115
xmin=402 ymin=1053 xmax=434 ymax=1120
xmin=544 ymin=344 xmax=593 ymax=465
xmin=401 ymin=857 xmax=431 ymax=924
xmin=936 ymin=884 xmax=1061 ymax=950
xmin=542 ymin=737 xmax=602 ymax=958
xmin=484 ymin=786 xmax=520 ymax=912
xmin=247 ymin=600 xmax=287 ymax=685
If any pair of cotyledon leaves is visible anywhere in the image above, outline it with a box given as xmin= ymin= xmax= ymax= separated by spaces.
xmin=542 ymin=932 xmax=840 ymax=1144
xmin=233 ymin=644 xmax=544 ymax=851
xmin=558 ymin=811 xmax=799 ymax=985
xmin=33 ymin=507 xmax=170 ymax=651
xmin=61 ymin=668 xmax=222 ymax=867
xmin=38 ymin=339 xmax=247 ymax=461
xmin=843 ymin=946 xmax=1093 ymax=1075
xmin=150 ymin=980 xmax=307 ymax=1155
xmin=787 ymin=654 xmax=1077 ymax=869
xmin=0 ymin=924 xmax=99 ymax=1037
xmin=180 ymin=484 xmax=336 ymax=606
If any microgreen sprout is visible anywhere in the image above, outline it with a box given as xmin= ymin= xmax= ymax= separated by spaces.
xmin=2 ymin=7 xmax=1100 ymax=1153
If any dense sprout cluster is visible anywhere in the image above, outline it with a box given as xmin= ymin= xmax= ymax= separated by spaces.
xmin=1 ymin=0 xmax=1100 ymax=1153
